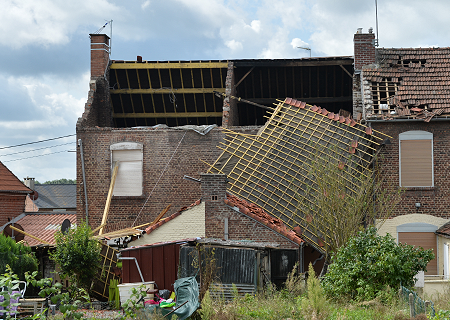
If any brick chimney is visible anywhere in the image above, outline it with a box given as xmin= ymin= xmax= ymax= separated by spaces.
xmin=353 ymin=28 xmax=376 ymax=71
xmin=89 ymin=34 xmax=110 ymax=79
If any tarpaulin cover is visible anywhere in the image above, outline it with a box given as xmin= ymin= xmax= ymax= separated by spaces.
xmin=144 ymin=275 xmax=200 ymax=320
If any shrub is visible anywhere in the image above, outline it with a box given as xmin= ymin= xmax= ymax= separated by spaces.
xmin=322 ymin=227 xmax=434 ymax=301
xmin=50 ymin=220 xmax=101 ymax=291
xmin=0 ymin=233 xmax=38 ymax=279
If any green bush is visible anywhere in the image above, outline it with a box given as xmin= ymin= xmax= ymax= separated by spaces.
xmin=0 ymin=233 xmax=38 ymax=279
xmin=50 ymin=220 xmax=101 ymax=291
xmin=322 ymin=227 xmax=434 ymax=301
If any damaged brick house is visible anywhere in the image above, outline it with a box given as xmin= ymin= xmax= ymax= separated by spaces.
xmin=353 ymin=28 xmax=450 ymax=290
xmin=76 ymin=34 xmax=355 ymax=272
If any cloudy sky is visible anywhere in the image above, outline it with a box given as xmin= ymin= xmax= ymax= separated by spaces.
xmin=0 ymin=0 xmax=449 ymax=183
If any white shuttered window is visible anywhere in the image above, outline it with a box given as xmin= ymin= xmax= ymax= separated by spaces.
xmin=399 ymin=131 xmax=433 ymax=187
xmin=110 ymin=142 xmax=143 ymax=196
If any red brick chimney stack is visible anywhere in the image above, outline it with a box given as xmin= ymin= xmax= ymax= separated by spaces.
xmin=353 ymin=28 xmax=376 ymax=71
xmin=89 ymin=34 xmax=110 ymax=79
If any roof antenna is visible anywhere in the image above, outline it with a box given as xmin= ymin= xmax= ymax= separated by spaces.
xmin=375 ymin=0 xmax=379 ymax=47
xmin=93 ymin=19 xmax=113 ymax=55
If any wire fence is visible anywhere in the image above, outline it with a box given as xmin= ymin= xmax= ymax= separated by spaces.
xmin=400 ymin=285 xmax=435 ymax=318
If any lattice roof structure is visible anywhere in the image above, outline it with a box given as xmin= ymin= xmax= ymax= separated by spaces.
xmin=208 ymin=98 xmax=390 ymax=252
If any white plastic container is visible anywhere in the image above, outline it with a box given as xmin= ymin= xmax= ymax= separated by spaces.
xmin=117 ymin=281 xmax=155 ymax=306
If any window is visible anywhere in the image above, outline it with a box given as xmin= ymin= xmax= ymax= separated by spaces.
xmin=397 ymin=222 xmax=438 ymax=275
xmin=399 ymin=131 xmax=433 ymax=187
xmin=110 ymin=142 xmax=143 ymax=196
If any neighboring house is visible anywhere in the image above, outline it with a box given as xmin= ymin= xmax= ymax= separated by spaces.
xmin=24 ymin=179 xmax=76 ymax=212
xmin=0 ymin=212 xmax=77 ymax=284
xmin=353 ymin=28 xmax=450 ymax=294
xmin=76 ymin=34 xmax=354 ymax=236
xmin=129 ymin=174 xmax=325 ymax=274
xmin=0 ymin=161 xmax=32 ymax=226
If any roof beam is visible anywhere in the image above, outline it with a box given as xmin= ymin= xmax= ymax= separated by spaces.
xmin=111 ymin=62 xmax=229 ymax=69
xmin=113 ymin=112 xmax=223 ymax=118
xmin=233 ymin=59 xmax=353 ymax=67
xmin=246 ymin=96 xmax=352 ymax=104
xmin=111 ymin=88 xmax=225 ymax=94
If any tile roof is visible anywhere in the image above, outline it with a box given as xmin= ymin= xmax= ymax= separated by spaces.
xmin=32 ymin=184 xmax=76 ymax=209
xmin=10 ymin=213 xmax=77 ymax=246
xmin=364 ymin=47 xmax=450 ymax=121
xmin=144 ymin=199 xmax=201 ymax=234
xmin=0 ymin=162 xmax=32 ymax=193
xmin=436 ymin=221 xmax=450 ymax=238
xmin=224 ymin=193 xmax=303 ymax=245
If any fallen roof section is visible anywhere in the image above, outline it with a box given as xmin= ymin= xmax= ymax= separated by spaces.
xmin=209 ymin=98 xmax=389 ymax=252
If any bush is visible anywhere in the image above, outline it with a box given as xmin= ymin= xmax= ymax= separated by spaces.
xmin=0 ymin=233 xmax=38 ymax=279
xmin=322 ymin=227 xmax=434 ymax=301
xmin=50 ymin=220 xmax=101 ymax=291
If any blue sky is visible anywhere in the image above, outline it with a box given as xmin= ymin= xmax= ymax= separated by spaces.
xmin=0 ymin=0 xmax=449 ymax=182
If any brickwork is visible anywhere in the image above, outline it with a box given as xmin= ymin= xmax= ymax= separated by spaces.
xmin=76 ymin=126 xmax=259 ymax=232
xmin=0 ymin=193 xmax=27 ymax=226
xmin=353 ymin=31 xmax=375 ymax=71
xmin=77 ymin=78 xmax=113 ymax=129
xmin=372 ymin=121 xmax=450 ymax=218
xmin=201 ymin=174 xmax=298 ymax=249
xmin=89 ymin=34 xmax=110 ymax=80
xmin=222 ymin=61 xmax=238 ymax=127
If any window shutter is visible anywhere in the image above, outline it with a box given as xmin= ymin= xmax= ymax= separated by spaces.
xmin=400 ymin=139 xmax=432 ymax=187
xmin=112 ymin=149 xmax=143 ymax=196
xmin=398 ymin=232 xmax=437 ymax=275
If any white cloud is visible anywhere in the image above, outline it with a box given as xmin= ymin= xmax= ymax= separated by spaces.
xmin=142 ymin=0 xmax=151 ymax=9
xmin=249 ymin=20 xmax=261 ymax=33
xmin=0 ymin=0 xmax=119 ymax=48
xmin=225 ymin=39 xmax=243 ymax=52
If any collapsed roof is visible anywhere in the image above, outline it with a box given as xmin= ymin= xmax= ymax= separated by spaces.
xmin=209 ymin=98 xmax=389 ymax=251
xmin=363 ymin=47 xmax=450 ymax=122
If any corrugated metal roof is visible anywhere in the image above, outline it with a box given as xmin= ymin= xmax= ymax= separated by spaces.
xmin=0 ymin=161 xmax=32 ymax=193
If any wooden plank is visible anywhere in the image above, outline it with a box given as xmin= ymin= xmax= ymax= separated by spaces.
xmin=99 ymin=162 xmax=120 ymax=236
xmin=111 ymin=62 xmax=229 ymax=69
xmin=9 ymin=226 xmax=51 ymax=245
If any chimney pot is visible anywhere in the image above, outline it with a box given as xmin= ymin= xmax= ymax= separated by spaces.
xmin=137 ymin=56 xmax=142 ymax=63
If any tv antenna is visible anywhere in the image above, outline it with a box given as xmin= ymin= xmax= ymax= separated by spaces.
xmin=375 ymin=0 xmax=379 ymax=46
xmin=93 ymin=19 xmax=113 ymax=55
xmin=297 ymin=46 xmax=311 ymax=57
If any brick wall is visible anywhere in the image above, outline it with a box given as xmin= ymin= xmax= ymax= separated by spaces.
xmin=201 ymin=173 xmax=298 ymax=249
xmin=77 ymin=78 xmax=113 ymax=129
xmin=76 ymin=126 xmax=259 ymax=232
xmin=222 ymin=61 xmax=238 ymax=127
xmin=90 ymin=34 xmax=110 ymax=80
xmin=0 ymin=193 xmax=27 ymax=226
xmin=372 ymin=121 xmax=450 ymax=218
xmin=354 ymin=30 xmax=375 ymax=71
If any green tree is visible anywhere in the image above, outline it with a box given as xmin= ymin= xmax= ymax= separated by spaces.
xmin=295 ymin=151 xmax=403 ymax=275
xmin=50 ymin=220 xmax=101 ymax=291
xmin=321 ymin=227 xmax=434 ymax=301
xmin=35 ymin=178 xmax=76 ymax=185
xmin=0 ymin=233 xmax=38 ymax=279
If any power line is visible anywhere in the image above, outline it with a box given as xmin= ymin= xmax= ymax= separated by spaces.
xmin=0 ymin=142 xmax=75 ymax=157
xmin=2 ymin=149 xmax=75 ymax=163
xmin=0 ymin=134 xmax=76 ymax=150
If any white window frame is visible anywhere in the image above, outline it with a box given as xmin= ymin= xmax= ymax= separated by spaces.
xmin=399 ymin=130 xmax=433 ymax=187
xmin=110 ymin=142 xmax=143 ymax=196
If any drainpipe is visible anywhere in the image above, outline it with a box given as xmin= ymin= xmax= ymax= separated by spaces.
xmin=78 ymin=139 xmax=89 ymax=223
